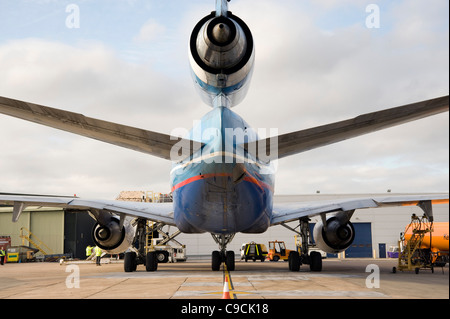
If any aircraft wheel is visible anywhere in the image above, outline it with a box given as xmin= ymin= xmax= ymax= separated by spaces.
xmin=146 ymin=252 xmax=158 ymax=272
xmin=310 ymin=251 xmax=322 ymax=272
xmin=288 ymin=251 xmax=300 ymax=271
xmin=212 ymin=251 xmax=221 ymax=271
xmin=124 ymin=252 xmax=137 ymax=272
xmin=226 ymin=251 xmax=235 ymax=271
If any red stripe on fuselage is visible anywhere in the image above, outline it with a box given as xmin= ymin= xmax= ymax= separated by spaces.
xmin=171 ymin=173 xmax=231 ymax=192
xmin=171 ymin=172 xmax=273 ymax=192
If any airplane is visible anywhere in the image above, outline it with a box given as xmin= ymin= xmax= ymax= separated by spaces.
xmin=0 ymin=0 xmax=448 ymax=272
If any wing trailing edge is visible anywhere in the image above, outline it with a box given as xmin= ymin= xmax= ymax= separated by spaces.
xmin=246 ymin=95 xmax=449 ymax=160
xmin=270 ymin=194 xmax=449 ymax=226
xmin=0 ymin=96 xmax=200 ymax=161
xmin=0 ymin=193 xmax=175 ymax=225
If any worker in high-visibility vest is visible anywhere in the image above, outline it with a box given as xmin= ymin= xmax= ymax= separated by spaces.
xmin=0 ymin=247 xmax=6 ymax=265
xmin=95 ymin=246 xmax=102 ymax=266
xmin=85 ymin=245 xmax=93 ymax=259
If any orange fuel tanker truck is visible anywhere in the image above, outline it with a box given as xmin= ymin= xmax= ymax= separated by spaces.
xmin=394 ymin=214 xmax=449 ymax=274
xmin=406 ymin=223 xmax=449 ymax=257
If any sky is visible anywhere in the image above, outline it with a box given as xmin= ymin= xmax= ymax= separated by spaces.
xmin=0 ymin=0 xmax=448 ymax=200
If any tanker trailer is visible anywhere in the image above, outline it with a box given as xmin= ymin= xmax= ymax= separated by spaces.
xmin=394 ymin=214 xmax=449 ymax=274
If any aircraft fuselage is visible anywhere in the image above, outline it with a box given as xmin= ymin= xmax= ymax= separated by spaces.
xmin=170 ymin=107 xmax=274 ymax=234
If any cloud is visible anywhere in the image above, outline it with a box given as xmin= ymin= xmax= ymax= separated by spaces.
xmin=0 ymin=1 xmax=448 ymax=199
xmin=233 ymin=0 xmax=449 ymax=193
xmin=133 ymin=19 xmax=166 ymax=43
xmin=0 ymin=38 xmax=200 ymax=198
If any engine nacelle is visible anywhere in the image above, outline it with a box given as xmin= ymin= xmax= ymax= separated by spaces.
xmin=313 ymin=214 xmax=355 ymax=254
xmin=92 ymin=215 xmax=135 ymax=254
xmin=189 ymin=12 xmax=255 ymax=107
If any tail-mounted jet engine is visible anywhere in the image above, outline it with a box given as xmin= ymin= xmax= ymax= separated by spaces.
xmin=92 ymin=215 xmax=135 ymax=254
xmin=189 ymin=11 xmax=255 ymax=107
xmin=313 ymin=212 xmax=355 ymax=254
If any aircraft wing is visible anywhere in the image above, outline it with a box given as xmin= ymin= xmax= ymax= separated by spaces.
xmin=0 ymin=193 xmax=175 ymax=225
xmin=270 ymin=194 xmax=449 ymax=225
xmin=246 ymin=95 xmax=449 ymax=160
xmin=0 ymin=96 xmax=200 ymax=161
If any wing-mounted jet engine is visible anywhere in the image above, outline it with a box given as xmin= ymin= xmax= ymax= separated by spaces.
xmin=189 ymin=8 xmax=255 ymax=107
xmin=313 ymin=212 xmax=356 ymax=254
xmin=284 ymin=211 xmax=355 ymax=272
xmin=91 ymin=213 xmax=135 ymax=254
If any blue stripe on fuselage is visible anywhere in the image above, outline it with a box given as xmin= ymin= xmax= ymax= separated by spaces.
xmin=191 ymin=71 xmax=253 ymax=108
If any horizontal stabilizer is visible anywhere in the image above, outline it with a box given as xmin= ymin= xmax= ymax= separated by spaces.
xmin=0 ymin=96 xmax=200 ymax=161
xmin=246 ymin=95 xmax=449 ymax=160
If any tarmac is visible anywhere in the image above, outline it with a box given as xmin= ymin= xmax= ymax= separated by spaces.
xmin=0 ymin=258 xmax=448 ymax=300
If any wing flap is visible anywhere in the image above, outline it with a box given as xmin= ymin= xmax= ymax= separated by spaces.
xmin=0 ymin=96 xmax=200 ymax=160
xmin=0 ymin=193 xmax=175 ymax=225
xmin=271 ymin=194 xmax=449 ymax=225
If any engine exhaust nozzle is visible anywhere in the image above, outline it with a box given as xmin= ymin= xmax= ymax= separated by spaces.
xmin=189 ymin=12 xmax=255 ymax=107
xmin=212 ymin=23 xmax=231 ymax=44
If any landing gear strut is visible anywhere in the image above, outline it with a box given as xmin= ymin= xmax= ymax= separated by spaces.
xmin=282 ymin=218 xmax=322 ymax=272
xmin=124 ymin=219 xmax=146 ymax=272
xmin=211 ymin=234 xmax=236 ymax=271
xmin=124 ymin=219 xmax=180 ymax=272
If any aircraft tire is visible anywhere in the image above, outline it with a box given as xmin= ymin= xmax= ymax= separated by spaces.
xmin=124 ymin=252 xmax=136 ymax=272
xmin=146 ymin=252 xmax=158 ymax=272
xmin=310 ymin=251 xmax=322 ymax=272
xmin=212 ymin=251 xmax=221 ymax=271
xmin=288 ymin=251 xmax=300 ymax=271
xmin=226 ymin=251 xmax=235 ymax=271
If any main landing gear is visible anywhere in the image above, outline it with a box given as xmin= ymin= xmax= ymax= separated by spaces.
xmin=282 ymin=217 xmax=323 ymax=272
xmin=211 ymin=233 xmax=236 ymax=271
xmin=124 ymin=219 xmax=181 ymax=273
xmin=287 ymin=250 xmax=322 ymax=272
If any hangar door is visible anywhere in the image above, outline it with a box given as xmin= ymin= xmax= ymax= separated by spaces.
xmin=64 ymin=211 xmax=96 ymax=259
xmin=310 ymin=222 xmax=373 ymax=258
xmin=345 ymin=223 xmax=372 ymax=258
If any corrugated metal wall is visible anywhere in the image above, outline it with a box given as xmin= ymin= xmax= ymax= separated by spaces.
xmin=0 ymin=207 xmax=64 ymax=254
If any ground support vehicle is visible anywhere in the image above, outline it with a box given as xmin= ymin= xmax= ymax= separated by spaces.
xmin=393 ymin=214 xmax=449 ymax=274
xmin=268 ymin=240 xmax=293 ymax=262
xmin=241 ymin=242 xmax=267 ymax=262
xmin=146 ymin=238 xmax=187 ymax=264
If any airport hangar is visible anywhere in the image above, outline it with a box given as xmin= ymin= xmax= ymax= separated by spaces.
xmin=1 ymin=193 xmax=448 ymax=260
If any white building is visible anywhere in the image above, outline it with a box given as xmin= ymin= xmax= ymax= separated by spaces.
xmin=175 ymin=193 xmax=449 ymax=258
